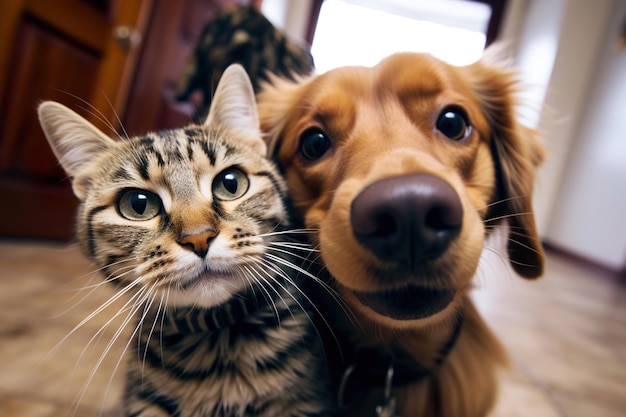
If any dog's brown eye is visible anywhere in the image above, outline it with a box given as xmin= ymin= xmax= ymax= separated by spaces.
xmin=299 ymin=128 xmax=331 ymax=161
xmin=436 ymin=109 xmax=471 ymax=141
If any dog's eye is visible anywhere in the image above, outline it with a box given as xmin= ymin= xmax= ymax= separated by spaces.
xmin=436 ymin=109 xmax=471 ymax=141
xmin=299 ymin=128 xmax=331 ymax=161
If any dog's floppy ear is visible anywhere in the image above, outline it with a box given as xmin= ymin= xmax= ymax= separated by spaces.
xmin=464 ymin=60 xmax=546 ymax=279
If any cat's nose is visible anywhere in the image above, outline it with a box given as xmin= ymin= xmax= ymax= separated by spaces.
xmin=178 ymin=229 xmax=218 ymax=258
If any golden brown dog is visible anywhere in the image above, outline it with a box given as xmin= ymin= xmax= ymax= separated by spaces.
xmin=257 ymin=52 xmax=545 ymax=417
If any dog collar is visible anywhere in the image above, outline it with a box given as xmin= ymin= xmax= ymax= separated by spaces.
xmin=337 ymin=315 xmax=464 ymax=408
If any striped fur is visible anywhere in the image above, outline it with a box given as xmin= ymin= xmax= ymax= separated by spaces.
xmin=39 ymin=65 xmax=333 ymax=416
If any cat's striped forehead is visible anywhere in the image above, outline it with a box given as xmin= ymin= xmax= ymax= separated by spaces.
xmin=103 ymin=125 xmax=263 ymax=191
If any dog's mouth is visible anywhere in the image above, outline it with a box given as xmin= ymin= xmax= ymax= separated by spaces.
xmin=352 ymin=285 xmax=456 ymax=320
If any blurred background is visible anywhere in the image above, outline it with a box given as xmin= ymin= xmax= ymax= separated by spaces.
xmin=0 ymin=1 xmax=624 ymax=416
xmin=0 ymin=0 xmax=624 ymax=274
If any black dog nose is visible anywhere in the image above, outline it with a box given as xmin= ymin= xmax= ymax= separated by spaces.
xmin=350 ymin=174 xmax=463 ymax=267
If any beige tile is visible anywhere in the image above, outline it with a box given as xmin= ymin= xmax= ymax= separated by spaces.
xmin=0 ymin=396 xmax=58 ymax=417
xmin=490 ymin=378 xmax=563 ymax=417
xmin=475 ymin=247 xmax=626 ymax=415
xmin=554 ymin=393 xmax=626 ymax=417
xmin=519 ymin=334 xmax=626 ymax=408
xmin=0 ymin=394 xmax=123 ymax=417
xmin=2 ymin=240 xmax=626 ymax=417
xmin=0 ymin=318 xmax=127 ymax=411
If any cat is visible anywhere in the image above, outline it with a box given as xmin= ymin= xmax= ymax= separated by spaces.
xmin=38 ymin=64 xmax=334 ymax=417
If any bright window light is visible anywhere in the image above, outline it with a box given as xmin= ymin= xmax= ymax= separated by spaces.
xmin=311 ymin=0 xmax=491 ymax=73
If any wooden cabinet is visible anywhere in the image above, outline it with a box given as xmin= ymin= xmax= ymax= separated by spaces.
xmin=0 ymin=0 xmax=254 ymax=240
xmin=0 ymin=0 xmax=152 ymax=240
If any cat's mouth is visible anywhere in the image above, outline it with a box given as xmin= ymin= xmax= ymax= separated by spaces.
xmin=171 ymin=267 xmax=251 ymax=308
xmin=180 ymin=267 xmax=238 ymax=291
xmin=352 ymin=285 xmax=456 ymax=320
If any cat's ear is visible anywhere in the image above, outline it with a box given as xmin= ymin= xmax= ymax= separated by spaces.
xmin=38 ymin=101 xmax=116 ymax=200
xmin=204 ymin=64 xmax=266 ymax=155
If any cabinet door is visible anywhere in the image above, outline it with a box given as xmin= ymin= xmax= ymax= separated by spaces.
xmin=0 ymin=0 xmax=151 ymax=240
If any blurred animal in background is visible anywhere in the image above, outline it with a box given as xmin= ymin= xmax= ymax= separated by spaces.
xmin=176 ymin=5 xmax=314 ymax=121
xmin=258 ymin=51 xmax=546 ymax=417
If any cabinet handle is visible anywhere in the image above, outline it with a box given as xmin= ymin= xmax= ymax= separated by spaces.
xmin=113 ymin=26 xmax=141 ymax=51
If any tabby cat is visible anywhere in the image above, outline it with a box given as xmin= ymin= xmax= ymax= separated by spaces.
xmin=38 ymin=64 xmax=333 ymax=417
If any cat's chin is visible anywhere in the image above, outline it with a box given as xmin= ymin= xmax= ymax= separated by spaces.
xmin=165 ymin=272 xmax=248 ymax=308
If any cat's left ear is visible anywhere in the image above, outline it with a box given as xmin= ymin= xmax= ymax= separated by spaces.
xmin=38 ymin=101 xmax=116 ymax=200
xmin=204 ymin=64 xmax=266 ymax=155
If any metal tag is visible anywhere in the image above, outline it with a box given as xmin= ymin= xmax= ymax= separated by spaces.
xmin=376 ymin=364 xmax=401 ymax=417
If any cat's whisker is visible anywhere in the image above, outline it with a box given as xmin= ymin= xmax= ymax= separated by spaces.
xmin=102 ymin=94 xmax=130 ymax=140
xmin=263 ymin=251 xmax=356 ymax=325
xmin=140 ymin=289 xmax=167 ymax=374
xmin=158 ymin=288 xmax=171 ymax=369
xmin=257 ymin=228 xmax=318 ymax=238
xmin=252 ymin=258 xmax=315 ymax=323
xmin=71 ymin=285 xmax=153 ymax=417
xmin=266 ymin=241 xmax=320 ymax=253
xmin=255 ymin=256 xmax=345 ymax=351
xmin=72 ymin=282 xmax=151 ymax=374
xmin=241 ymin=264 xmax=281 ymax=323
xmin=95 ymin=285 xmax=159 ymax=409
xmin=52 ymin=263 xmax=139 ymax=319
xmin=263 ymin=244 xmax=321 ymax=264
xmin=45 ymin=273 xmax=146 ymax=363
xmin=50 ymin=258 xmax=134 ymax=305
xmin=236 ymin=267 xmax=261 ymax=302
xmin=251 ymin=257 xmax=349 ymax=364
xmin=249 ymin=260 xmax=302 ymax=319
xmin=55 ymin=90 xmax=123 ymax=140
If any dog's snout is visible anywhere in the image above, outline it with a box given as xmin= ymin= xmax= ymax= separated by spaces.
xmin=350 ymin=174 xmax=463 ymax=267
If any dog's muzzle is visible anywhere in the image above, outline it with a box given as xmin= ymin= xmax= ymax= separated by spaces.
xmin=349 ymin=173 xmax=463 ymax=319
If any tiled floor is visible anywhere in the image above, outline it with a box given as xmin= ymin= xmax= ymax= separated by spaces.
xmin=0 ymin=240 xmax=624 ymax=416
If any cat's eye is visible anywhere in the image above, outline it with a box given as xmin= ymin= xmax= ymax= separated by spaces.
xmin=212 ymin=168 xmax=249 ymax=201
xmin=436 ymin=108 xmax=471 ymax=141
xmin=117 ymin=189 xmax=162 ymax=221
xmin=299 ymin=128 xmax=332 ymax=161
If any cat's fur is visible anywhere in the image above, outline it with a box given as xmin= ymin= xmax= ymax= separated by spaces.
xmin=38 ymin=65 xmax=333 ymax=417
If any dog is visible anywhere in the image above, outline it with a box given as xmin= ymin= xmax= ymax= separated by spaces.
xmin=257 ymin=52 xmax=545 ymax=417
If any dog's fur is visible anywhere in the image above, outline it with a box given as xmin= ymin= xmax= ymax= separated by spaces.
xmin=257 ymin=52 xmax=545 ymax=417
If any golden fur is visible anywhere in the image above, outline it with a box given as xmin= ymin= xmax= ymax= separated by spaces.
xmin=258 ymin=52 xmax=545 ymax=417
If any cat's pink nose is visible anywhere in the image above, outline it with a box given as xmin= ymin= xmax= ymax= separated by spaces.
xmin=178 ymin=229 xmax=218 ymax=258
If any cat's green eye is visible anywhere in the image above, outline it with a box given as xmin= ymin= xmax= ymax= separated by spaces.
xmin=117 ymin=189 xmax=162 ymax=221
xmin=212 ymin=168 xmax=249 ymax=201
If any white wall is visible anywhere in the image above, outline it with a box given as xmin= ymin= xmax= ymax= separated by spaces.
xmin=474 ymin=0 xmax=625 ymax=270
xmin=544 ymin=0 xmax=626 ymax=270
xmin=261 ymin=0 xmax=312 ymax=41
xmin=505 ymin=0 xmax=612 ymax=239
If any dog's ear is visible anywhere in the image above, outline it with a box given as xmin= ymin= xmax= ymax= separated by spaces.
xmin=464 ymin=60 xmax=546 ymax=279
xmin=257 ymin=74 xmax=309 ymax=157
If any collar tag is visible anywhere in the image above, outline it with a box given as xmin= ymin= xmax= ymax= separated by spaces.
xmin=376 ymin=364 xmax=400 ymax=417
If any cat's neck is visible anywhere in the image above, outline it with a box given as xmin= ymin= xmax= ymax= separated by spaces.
xmin=156 ymin=289 xmax=270 ymax=335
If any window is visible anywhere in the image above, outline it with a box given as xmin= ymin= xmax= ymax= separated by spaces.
xmin=310 ymin=0 xmax=499 ymax=73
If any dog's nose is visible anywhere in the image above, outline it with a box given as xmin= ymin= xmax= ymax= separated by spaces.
xmin=350 ymin=174 xmax=463 ymax=267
